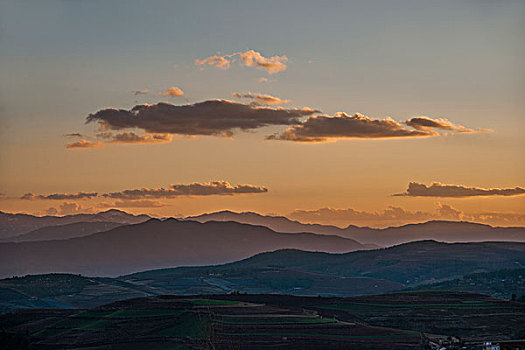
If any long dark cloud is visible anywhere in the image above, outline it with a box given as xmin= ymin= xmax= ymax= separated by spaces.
xmin=267 ymin=113 xmax=432 ymax=142
xmin=268 ymin=113 xmax=488 ymax=142
xmin=21 ymin=192 xmax=98 ymax=200
xmin=19 ymin=181 xmax=268 ymax=202
xmin=86 ymin=100 xmax=317 ymax=138
xmin=394 ymin=182 xmax=525 ymax=197
xmin=102 ymin=181 xmax=268 ymax=199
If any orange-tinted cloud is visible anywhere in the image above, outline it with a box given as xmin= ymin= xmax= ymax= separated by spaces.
xmin=66 ymin=139 xmax=104 ymax=149
xmin=160 ymin=87 xmax=184 ymax=97
xmin=102 ymin=181 xmax=268 ymax=199
xmin=289 ymin=203 xmax=525 ymax=228
xmin=21 ymin=192 xmax=98 ymax=200
xmin=107 ymin=132 xmax=173 ymax=144
xmin=195 ymin=50 xmax=288 ymax=74
xmin=134 ymin=89 xmax=149 ymax=95
xmin=268 ymin=113 xmax=433 ymax=142
xmin=98 ymin=199 xmax=168 ymax=208
xmin=394 ymin=182 xmax=525 ymax=197
xmin=86 ymin=100 xmax=317 ymax=138
xmin=194 ymin=55 xmax=231 ymax=70
xmin=405 ymin=116 xmax=488 ymax=133
xmin=233 ymin=92 xmax=290 ymax=105
xmin=58 ymin=202 xmax=94 ymax=215
xmin=290 ymin=206 xmax=433 ymax=227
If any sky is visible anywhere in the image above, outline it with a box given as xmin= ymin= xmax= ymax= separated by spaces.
xmin=0 ymin=0 xmax=524 ymax=227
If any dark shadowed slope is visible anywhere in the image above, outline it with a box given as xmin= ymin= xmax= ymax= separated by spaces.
xmin=2 ymin=221 xmax=123 ymax=242
xmin=0 ymin=209 xmax=150 ymax=239
xmin=188 ymin=211 xmax=525 ymax=246
xmin=0 ymin=219 xmax=365 ymax=278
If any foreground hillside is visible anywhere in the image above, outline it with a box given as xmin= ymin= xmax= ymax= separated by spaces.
xmin=405 ymin=268 xmax=525 ymax=299
xmin=0 ymin=219 xmax=365 ymax=278
xmin=1 ymin=291 xmax=523 ymax=350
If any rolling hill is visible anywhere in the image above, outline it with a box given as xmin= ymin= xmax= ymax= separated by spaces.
xmin=126 ymin=240 xmax=525 ymax=294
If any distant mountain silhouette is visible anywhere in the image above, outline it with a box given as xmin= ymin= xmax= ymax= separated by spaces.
xmin=188 ymin=211 xmax=525 ymax=246
xmin=4 ymin=221 xmax=123 ymax=242
xmin=0 ymin=209 xmax=150 ymax=239
xmin=0 ymin=219 xmax=366 ymax=278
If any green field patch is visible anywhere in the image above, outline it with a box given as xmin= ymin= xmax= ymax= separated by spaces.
xmin=219 ymin=332 xmax=419 ymax=339
xmin=105 ymin=309 xmax=185 ymax=318
xmin=218 ymin=316 xmax=337 ymax=325
xmin=76 ymin=318 xmax=114 ymax=331
xmin=320 ymin=301 xmax=509 ymax=313
xmin=182 ymin=298 xmax=238 ymax=306
xmin=71 ymin=310 xmax=114 ymax=318
xmin=156 ymin=312 xmax=207 ymax=339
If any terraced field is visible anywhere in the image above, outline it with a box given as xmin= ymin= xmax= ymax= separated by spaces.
xmin=1 ymin=292 xmax=523 ymax=349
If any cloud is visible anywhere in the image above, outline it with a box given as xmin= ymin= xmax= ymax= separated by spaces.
xmin=258 ymin=77 xmax=269 ymax=83
xmin=195 ymin=50 xmax=288 ymax=74
xmin=194 ymin=55 xmax=231 ymax=70
xmin=394 ymin=182 xmax=525 ymax=197
xmin=65 ymin=133 xmax=87 ymax=138
xmin=102 ymin=181 xmax=268 ymax=200
xmin=290 ymin=206 xmax=433 ymax=227
xmin=86 ymin=100 xmax=317 ymax=138
xmin=134 ymin=89 xmax=149 ymax=95
xmin=44 ymin=207 xmax=58 ymax=215
xmin=58 ymin=202 xmax=93 ymax=215
xmin=98 ymin=199 xmax=168 ymax=208
xmin=107 ymin=132 xmax=173 ymax=144
xmin=232 ymin=92 xmax=290 ymax=105
xmin=66 ymin=139 xmax=104 ymax=149
xmin=289 ymin=203 xmax=525 ymax=228
xmin=405 ymin=117 xmax=488 ymax=133
xmin=160 ymin=87 xmax=184 ymax=97
xmin=268 ymin=113 xmax=433 ymax=142
xmin=21 ymin=192 xmax=98 ymax=200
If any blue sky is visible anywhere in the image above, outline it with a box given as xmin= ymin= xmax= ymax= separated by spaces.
xmin=0 ymin=0 xmax=523 ymax=226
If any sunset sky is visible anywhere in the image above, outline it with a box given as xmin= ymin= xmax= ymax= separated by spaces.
xmin=1 ymin=0 xmax=524 ymax=227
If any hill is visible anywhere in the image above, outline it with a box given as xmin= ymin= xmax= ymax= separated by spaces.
xmin=0 ymin=209 xmax=150 ymax=239
xmin=0 ymin=219 xmax=366 ymax=278
xmin=124 ymin=240 xmax=525 ymax=296
xmin=189 ymin=211 xmax=525 ymax=246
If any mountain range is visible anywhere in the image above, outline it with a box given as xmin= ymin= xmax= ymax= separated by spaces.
xmin=189 ymin=210 xmax=525 ymax=246
xmin=0 ymin=218 xmax=366 ymax=278
xmin=0 ymin=209 xmax=150 ymax=239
